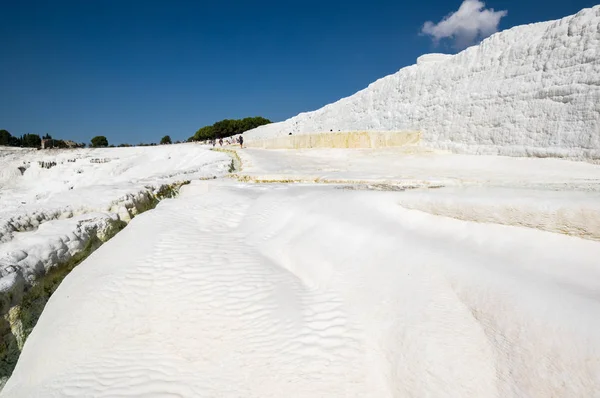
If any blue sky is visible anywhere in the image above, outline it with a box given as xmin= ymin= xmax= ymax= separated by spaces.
xmin=1 ymin=0 xmax=597 ymax=144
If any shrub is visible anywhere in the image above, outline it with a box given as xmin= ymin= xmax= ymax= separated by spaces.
xmin=91 ymin=136 xmax=109 ymax=148
xmin=160 ymin=135 xmax=172 ymax=145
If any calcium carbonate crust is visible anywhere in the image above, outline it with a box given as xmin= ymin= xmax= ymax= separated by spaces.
xmin=245 ymin=6 xmax=600 ymax=161
xmin=0 ymin=145 xmax=231 ymax=386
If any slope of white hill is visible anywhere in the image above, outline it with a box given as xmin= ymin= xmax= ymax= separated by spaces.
xmin=245 ymin=6 xmax=600 ymax=160
xmin=0 ymin=145 xmax=228 ymax=216
xmin=3 ymin=181 xmax=600 ymax=397
xmin=0 ymin=145 xmax=229 ymax=269
xmin=0 ymin=144 xmax=230 ymax=385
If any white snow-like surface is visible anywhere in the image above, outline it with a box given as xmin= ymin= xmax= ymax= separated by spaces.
xmin=236 ymin=147 xmax=600 ymax=188
xmin=0 ymin=145 xmax=229 ymax=304
xmin=236 ymin=148 xmax=600 ymax=240
xmin=0 ymin=144 xmax=228 ymax=216
xmin=395 ymin=186 xmax=600 ymax=240
xmin=245 ymin=6 xmax=600 ymax=160
xmin=4 ymin=180 xmax=600 ymax=396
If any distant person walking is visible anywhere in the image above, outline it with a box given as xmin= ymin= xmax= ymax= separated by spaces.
xmin=219 ymin=138 xmax=223 ymax=146
xmin=239 ymin=135 xmax=243 ymax=148
xmin=212 ymin=139 xmax=216 ymax=147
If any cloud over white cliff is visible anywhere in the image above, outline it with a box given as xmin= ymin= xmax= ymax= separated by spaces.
xmin=421 ymin=0 xmax=508 ymax=49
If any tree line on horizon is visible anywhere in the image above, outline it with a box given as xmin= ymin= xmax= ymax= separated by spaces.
xmin=0 ymin=131 xmax=174 ymax=149
xmin=2 ymin=117 xmax=271 ymax=149
xmin=0 ymin=130 xmax=87 ymax=149
xmin=189 ymin=117 xmax=271 ymax=142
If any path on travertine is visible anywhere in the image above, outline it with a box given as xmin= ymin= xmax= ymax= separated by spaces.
xmin=4 ymin=180 xmax=600 ymax=397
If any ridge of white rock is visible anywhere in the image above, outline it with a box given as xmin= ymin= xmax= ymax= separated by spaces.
xmin=0 ymin=144 xmax=230 ymax=385
xmin=245 ymin=6 xmax=600 ymax=160
xmin=0 ymin=145 xmax=229 ymax=272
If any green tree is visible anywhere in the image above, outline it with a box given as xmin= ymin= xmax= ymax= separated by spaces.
xmin=91 ymin=136 xmax=109 ymax=147
xmin=192 ymin=125 xmax=215 ymax=141
xmin=189 ymin=116 xmax=271 ymax=142
xmin=0 ymin=130 xmax=11 ymax=146
xmin=22 ymin=134 xmax=41 ymax=148
xmin=9 ymin=135 xmax=21 ymax=147
xmin=54 ymin=140 xmax=68 ymax=148
xmin=160 ymin=135 xmax=172 ymax=145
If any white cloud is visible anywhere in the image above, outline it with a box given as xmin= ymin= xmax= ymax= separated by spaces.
xmin=421 ymin=0 xmax=508 ymax=49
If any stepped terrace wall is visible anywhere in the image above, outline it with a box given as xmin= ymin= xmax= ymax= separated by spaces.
xmin=244 ymin=131 xmax=421 ymax=149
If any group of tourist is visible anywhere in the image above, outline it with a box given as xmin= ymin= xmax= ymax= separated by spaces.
xmin=37 ymin=161 xmax=57 ymax=169
xmin=211 ymin=135 xmax=244 ymax=148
